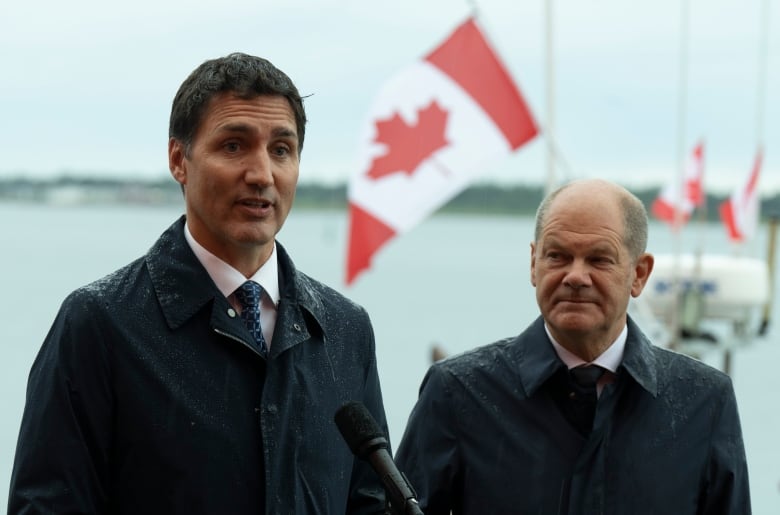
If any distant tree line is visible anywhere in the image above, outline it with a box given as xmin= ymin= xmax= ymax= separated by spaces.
xmin=2 ymin=176 xmax=780 ymax=222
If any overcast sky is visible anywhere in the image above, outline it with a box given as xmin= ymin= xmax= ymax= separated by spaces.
xmin=1 ymin=0 xmax=777 ymax=193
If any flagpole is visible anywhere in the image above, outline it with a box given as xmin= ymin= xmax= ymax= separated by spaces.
xmin=465 ymin=0 xmax=479 ymax=17
xmin=754 ymin=0 xmax=770 ymax=147
xmin=471 ymin=0 xmax=571 ymax=190
xmin=544 ymin=0 xmax=556 ymax=195
xmin=668 ymin=0 xmax=691 ymax=351
xmin=674 ymin=0 xmax=689 ymax=228
xmin=690 ymin=141 xmax=706 ymax=347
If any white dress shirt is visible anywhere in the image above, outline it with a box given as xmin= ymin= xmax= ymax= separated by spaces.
xmin=545 ymin=323 xmax=627 ymax=396
xmin=184 ymin=223 xmax=279 ymax=348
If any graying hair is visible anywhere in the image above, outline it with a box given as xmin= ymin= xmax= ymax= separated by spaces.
xmin=534 ymin=181 xmax=648 ymax=260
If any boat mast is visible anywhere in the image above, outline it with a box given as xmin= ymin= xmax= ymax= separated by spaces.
xmin=757 ymin=0 xmax=773 ymax=334
xmin=544 ymin=0 xmax=556 ymax=196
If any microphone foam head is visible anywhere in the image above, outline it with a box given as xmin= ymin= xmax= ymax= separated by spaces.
xmin=334 ymin=401 xmax=386 ymax=458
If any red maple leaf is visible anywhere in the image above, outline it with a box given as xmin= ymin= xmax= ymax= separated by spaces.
xmin=366 ymin=101 xmax=450 ymax=180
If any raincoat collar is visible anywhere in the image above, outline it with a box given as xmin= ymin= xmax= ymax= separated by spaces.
xmin=514 ymin=315 xmax=659 ymax=398
xmin=617 ymin=316 xmax=660 ymax=397
xmin=514 ymin=317 xmax=566 ymax=397
xmin=145 ymin=216 xmax=327 ymax=349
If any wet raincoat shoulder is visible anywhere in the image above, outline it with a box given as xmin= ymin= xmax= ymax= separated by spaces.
xmin=9 ymin=216 xmax=388 ymax=515
xmin=395 ymin=315 xmax=750 ymax=515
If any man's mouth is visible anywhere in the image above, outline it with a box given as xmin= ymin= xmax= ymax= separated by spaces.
xmin=239 ymin=198 xmax=272 ymax=208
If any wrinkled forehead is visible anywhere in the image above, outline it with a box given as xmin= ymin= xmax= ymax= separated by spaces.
xmin=543 ymin=192 xmax=625 ymax=239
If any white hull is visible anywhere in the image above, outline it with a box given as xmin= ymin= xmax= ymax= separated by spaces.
xmin=643 ymin=253 xmax=769 ymax=331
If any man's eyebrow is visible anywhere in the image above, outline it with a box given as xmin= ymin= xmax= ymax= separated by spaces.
xmin=542 ymin=237 xmax=616 ymax=253
xmin=271 ymin=127 xmax=298 ymax=140
xmin=216 ymin=123 xmax=297 ymax=141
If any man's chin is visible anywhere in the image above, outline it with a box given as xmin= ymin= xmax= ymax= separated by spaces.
xmin=548 ymin=312 xmax=599 ymax=333
xmin=232 ymin=223 xmax=277 ymax=244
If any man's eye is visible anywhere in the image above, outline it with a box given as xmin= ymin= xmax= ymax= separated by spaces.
xmin=224 ymin=142 xmax=241 ymax=153
xmin=272 ymin=145 xmax=290 ymax=157
xmin=591 ymin=256 xmax=614 ymax=265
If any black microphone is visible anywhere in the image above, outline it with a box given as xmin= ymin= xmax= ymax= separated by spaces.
xmin=334 ymin=401 xmax=424 ymax=515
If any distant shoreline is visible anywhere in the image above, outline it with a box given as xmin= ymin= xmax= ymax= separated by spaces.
xmin=3 ymin=176 xmax=780 ymax=221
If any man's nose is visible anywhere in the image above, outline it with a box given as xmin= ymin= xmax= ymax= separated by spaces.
xmin=244 ymin=150 xmax=273 ymax=185
xmin=562 ymin=260 xmax=592 ymax=288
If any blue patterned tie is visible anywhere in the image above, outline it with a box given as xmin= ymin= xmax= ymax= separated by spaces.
xmin=235 ymin=281 xmax=267 ymax=353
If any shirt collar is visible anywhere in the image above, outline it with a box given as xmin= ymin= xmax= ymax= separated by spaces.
xmin=183 ymin=222 xmax=281 ymax=306
xmin=545 ymin=323 xmax=627 ymax=373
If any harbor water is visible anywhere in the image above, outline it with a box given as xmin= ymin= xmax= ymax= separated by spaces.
xmin=1 ymin=202 xmax=778 ymax=512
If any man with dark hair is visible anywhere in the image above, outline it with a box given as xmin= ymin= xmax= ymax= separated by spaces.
xmin=9 ymin=53 xmax=389 ymax=514
xmin=395 ymin=179 xmax=751 ymax=514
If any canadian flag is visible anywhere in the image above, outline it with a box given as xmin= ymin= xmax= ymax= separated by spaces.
xmin=345 ymin=17 xmax=538 ymax=284
xmin=719 ymin=147 xmax=763 ymax=242
xmin=651 ymin=142 xmax=705 ymax=229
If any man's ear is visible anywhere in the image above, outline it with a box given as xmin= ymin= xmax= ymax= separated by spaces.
xmin=168 ymin=138 xmax=187 ymax=186
xmin=631 ymin=253 xmax=655 ymax=297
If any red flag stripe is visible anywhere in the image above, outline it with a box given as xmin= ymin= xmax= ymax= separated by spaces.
xmin=651 ymin=197 xmax=689 ymax=228
xmin=719 ymin=199 xmax=742 ymax=241
xmin=425 ymin=18 xmax=538 ymax=150
xmin=719 ymin=147 xmax=763 ymax=242
xmin=346 ymin=203 xmax=397 ymax=285
xmin=741 ymin=148 xmax=763 ymax=202
xmin=689 ymin=141 xmax=705 ymax=206
xmin=651 ymin=141 xmax=704 ymax=229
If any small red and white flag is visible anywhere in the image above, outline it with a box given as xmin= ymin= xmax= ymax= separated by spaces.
xmin=719 ymin=147 xmax=763 ymax=242
xmin=345 ymin=17 xmax=538 ymax=284
xmin=651 ymin=142 xmax=705 ymax=229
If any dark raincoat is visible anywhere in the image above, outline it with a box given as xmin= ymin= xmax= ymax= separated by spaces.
xmin=395 ymin=316 xmax=750 ymax=515
xmin=9 ymin=216 xmax=388 ymax=514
